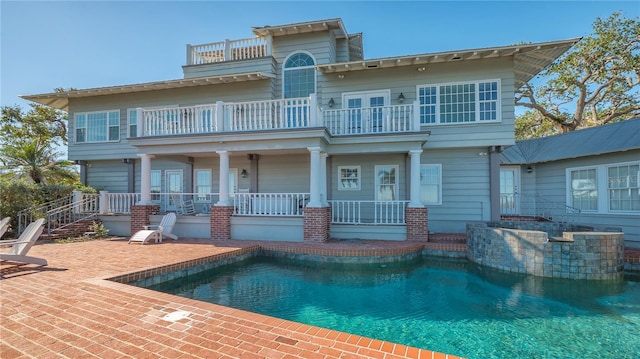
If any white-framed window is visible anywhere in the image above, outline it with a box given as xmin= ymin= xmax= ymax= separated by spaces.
xmin=194 ymin=169 xmax=212 ymax=202
xmin=375 ymin=165 xmax=398 ymax=201
xmin=283 ymin=51 xmax=316 ymax=99
xmin=338 ymin=166 xmax=361 ymax=190
xmin=420 ymin=164 xmax=442 ymax=205
xmin=127 ymin=109 xmax=138 ymax=138
xmin=150 ymin=170 xmax=161 ymax=202
xmin=567 ymin=161 xmax=640 ymax=213
xmin=74 ymin=110 xmax=120 ymax=143
xmin=417 ymin=79 xmax=500 ymax=125
xmin=608 ymin=163 xmax=640 ymax=212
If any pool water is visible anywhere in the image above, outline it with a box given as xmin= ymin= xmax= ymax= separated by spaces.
xmin=145 ymin=256 xmax=640 ymax=359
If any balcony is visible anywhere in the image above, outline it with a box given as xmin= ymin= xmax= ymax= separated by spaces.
xmin=135 ymin=96 xmax=421 ymax=138
xmin=186 ymin=36 xmax=272 ymax=66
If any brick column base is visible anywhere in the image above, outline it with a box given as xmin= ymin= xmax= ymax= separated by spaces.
xmin=211 ymin=206 xmax=233 ymax=240
xmin=406 ymin=207 xmax=428 ymax=241
xmin=303 ymin=207 xmax=331 ymax=242
xmin=130 ymin=205 xmax=160 ymax=235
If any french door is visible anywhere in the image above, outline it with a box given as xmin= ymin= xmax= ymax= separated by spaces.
xmin=165 ymin=170 xmax=183 ymax=211
xmin=343 ymin=91 xmax=389 ymax=134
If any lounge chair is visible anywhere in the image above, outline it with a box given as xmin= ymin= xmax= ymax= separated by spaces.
xmin=128 ymin=212 xmax=177 ymax=245
xmin=0 ymin=218 xmax=47 ymax=266
xmin=0 ymin=217 xmax=10 ymax=238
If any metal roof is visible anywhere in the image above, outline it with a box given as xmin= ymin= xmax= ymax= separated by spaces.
xmin=501 ymin=118 xmax=640 ymax=164
xmin=20 ymin=72 xmax=274 ymax=111
xmin=316 ymin=38 xmax=581 ymax=90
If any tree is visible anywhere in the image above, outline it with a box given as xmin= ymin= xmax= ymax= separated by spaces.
xmin=514 ymin=110 xmax=559 ymax=140
xmin=1 ymin=95 xmax=77 ymax=185
xmin=0 ymin=139 xmax=78 ymax=185
xmin=516 ymin=12 xmax=640 ymax=134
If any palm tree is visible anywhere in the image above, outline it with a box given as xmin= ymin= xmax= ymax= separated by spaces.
xmin=0 ymin=139 xmax=78 ymax=184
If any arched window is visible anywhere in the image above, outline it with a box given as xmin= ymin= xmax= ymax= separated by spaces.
xmin=283 ymin=52 xmax=316 ymax=99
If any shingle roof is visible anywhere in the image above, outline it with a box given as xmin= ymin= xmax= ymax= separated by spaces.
xmin=501 ymin=118 xmax=640 ymax=164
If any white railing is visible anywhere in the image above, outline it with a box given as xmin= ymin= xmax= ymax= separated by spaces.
xmin=324 ymin=104 xmax=415 ymax=135
xmin=187 ymin=37 xmax=271 ymax=65
xmin=234 ymin=193 xmax=309 ymax=216
xmin=226 ymin=98 xmax=312 ymax=131
xmin=329 ymin=200 xmax=408 ymax=224
xmin=142 ymin=105 xmax=218 ymax=136
xmin=105 ymin=193 xmax=141 ymax=214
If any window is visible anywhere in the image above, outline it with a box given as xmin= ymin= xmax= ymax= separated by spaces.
xmin=417 ymin=80 xmax=500 ymax=125
xmin=567 ymin=161 xmax=640 ymax=213
xmin=420 ymin=164 xmax=442 ymax=205
xmin=195 ymin=169 xmax=212 ymax=202
xmin=127 ymin=109 xmax=138 ymax=138
xmin=375 ymin=165 xmax=398 ymax=201
xmin=608 ymin=163 xmax=640 ymax=211
xmin=283 ymin=52 xmax=316 ymax=98
xmin=75 ymin=110 xmax=120 ymax=143
xmin=150 ymin=170 xmax=161 ymax=202
xmin=338 ymin=166 xmax=361 ymax=190
xmin=570 ymin=168 xmax=597 ymax=211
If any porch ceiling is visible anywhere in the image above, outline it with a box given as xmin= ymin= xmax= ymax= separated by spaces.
xmin=316 ymin=38 xmax=581 ymax=89
xmin=20 ymin=72 xmax=275 ymax=111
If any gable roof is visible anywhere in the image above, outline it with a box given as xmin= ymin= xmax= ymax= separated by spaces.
xmin=501 ymin=118 xmax=640 ymax=164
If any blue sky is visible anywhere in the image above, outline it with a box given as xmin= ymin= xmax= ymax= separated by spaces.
xmin=1 ymin=1 xmax=638 ymax=109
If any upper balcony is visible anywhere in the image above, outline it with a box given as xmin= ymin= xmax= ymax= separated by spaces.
xmin=134 ymin=95 xmax=420 ymax=138
xmin=186 ymin=36 xmax=272 ymax=66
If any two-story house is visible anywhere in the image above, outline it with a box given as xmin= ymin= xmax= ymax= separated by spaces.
xmin=22 ymin=18 xmax=579 ymax=242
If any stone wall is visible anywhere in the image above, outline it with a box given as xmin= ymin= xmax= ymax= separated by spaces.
xmin=467 ymin=221 xmax=624 ymax=280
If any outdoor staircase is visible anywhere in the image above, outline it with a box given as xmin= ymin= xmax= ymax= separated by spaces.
xmin=40 ymin=218 xmax=100 ymax=241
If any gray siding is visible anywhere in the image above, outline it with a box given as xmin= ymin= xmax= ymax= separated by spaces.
xmin=523 ymin=150 xmax=640 ymax=248
xmin=258 ymin=154 xmax=310 ymax=193
xmin=85 ymin=160 xmax=130 ymax=192
xmin=182 ymin=57 xmax=276 ymax=78
xmin=424 ymin=148 xmax=491 ymax=233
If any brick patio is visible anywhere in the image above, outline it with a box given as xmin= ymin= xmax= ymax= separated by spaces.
xmin=1 ymin=238 xmax=463 ymax=359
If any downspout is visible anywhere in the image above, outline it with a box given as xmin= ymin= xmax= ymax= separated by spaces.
xmin=489 ymin=145 xmax=503 ymax=221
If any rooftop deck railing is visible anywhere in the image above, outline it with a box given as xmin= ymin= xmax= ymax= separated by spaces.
xmin=187 ymin=36 xmax=272 ymax=65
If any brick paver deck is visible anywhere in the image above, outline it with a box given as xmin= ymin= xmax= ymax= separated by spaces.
xmin=1 ymin=238 xmax=463 ymax=359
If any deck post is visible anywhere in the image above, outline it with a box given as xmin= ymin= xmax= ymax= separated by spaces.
xmin=137 ymin=154 xmax=155 ymax=205
xmin=408 ymin=149 xmax=423 ymax=207
xmin=136 ymin=108 xmax=144 ymax=137
xmin=216 ymin=151 xmax=230 ymax=206
xmin=215 ymin=101 xmax=224 ymax=132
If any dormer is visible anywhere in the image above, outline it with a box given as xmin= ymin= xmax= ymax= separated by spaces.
xmin=182 ymin=18 xmax=363 ymax=79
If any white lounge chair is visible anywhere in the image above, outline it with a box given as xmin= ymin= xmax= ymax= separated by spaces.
xmin=128 ymin=212 xmax=178 ymax=245
xmin=0 ymin=217 xmax=10 ymax=238
xmin=0 ymin=218 xmax=47 ymax=266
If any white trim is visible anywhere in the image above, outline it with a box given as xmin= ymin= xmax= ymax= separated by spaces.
xmin=375 ymin=165 xmax=399 ymax=201
xmin=566 ymin=160 xmax=640 ymax=215
xmin=421 ymin=164 xmax=443 ymax=205
xmin=340 ymin=89 xmax=391 ymax=105
xmin=416 ymin=79 xmax=501 ymax=126
xmin=282 ymin=51 xmax=317 ymax=99
xmin=338 ymin=165 xmax=361 ymax=191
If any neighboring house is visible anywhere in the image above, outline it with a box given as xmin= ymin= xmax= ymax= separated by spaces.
xmin=22 ymin=18 xmax=579 ymax=242
xmin=501 ymin=118 xmax=640 ymax=249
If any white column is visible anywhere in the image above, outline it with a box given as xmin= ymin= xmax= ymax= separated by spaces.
xmin=138 ymin=154 xmax=155 ymax=205
xmin=308 ymin=147 xmax=322 ymax=208
xmin=320 ymin=152 xmax=329 ymax=206
xmin=73 ymin=190 xmax=83 ymax=214
xmin=216 ymin=150 xmax=230 ymax=206
xmin=408 ymin=149 xmax=424 ymax=208
xmin=99 ymin=191 xmax=109 ymax=214
xmin=136 ymin=108 xmax=144 ymax=137
xmin=309 ymin=93 xmax=318 ymax=127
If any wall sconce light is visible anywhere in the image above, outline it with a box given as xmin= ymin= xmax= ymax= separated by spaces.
xmin=337 ymin=74 xmax=345 ymax=79
xmin=328 ymin=98 xmax=335 ymax=108
xmin=122 ymin=158 xmax=130 ymax=164
xmin=526 ymin=166 xmax=533 ymax=174
xmin=241 ymin=169 xmax=248 ymax=178
xmin=417 ymin=66 xmax=427 ymax=72
xmin=398 ymin=93 xmax=405 ymax=103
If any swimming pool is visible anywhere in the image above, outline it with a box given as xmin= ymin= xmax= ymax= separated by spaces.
xmin=143 ymin=256 xmax=640 ymax=359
